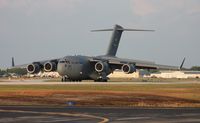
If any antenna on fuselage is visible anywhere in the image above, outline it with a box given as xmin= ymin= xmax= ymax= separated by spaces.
xmin=91 ymin=24 xmax=154 ymax=57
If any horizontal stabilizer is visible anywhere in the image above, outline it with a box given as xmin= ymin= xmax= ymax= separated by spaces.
xmin=120 ymin=29 xmax=154 ymax=31
xmin=91 ymin=29 xmax=114 ymax=32
xmin=91 ymin=25 xmax=154 ymax=32
xmin=91 ymin=29 xmax=154 ymax=32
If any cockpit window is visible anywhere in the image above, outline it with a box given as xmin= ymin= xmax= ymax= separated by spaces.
xmin=59 ymin=61 xmax=65 ymax=63
xmin=60 ymin=60 xmax=71 ymax=64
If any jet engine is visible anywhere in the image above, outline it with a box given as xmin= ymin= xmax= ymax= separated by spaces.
xmin=44 ymin=61 xmax=57 ymax=72
xmin=95 ymin=61 xmax=109 ymax=73
xmin=26 ymin=63 xmax=41 ymax=74
xmin=122 ymin=64 xmax=136 ymax=74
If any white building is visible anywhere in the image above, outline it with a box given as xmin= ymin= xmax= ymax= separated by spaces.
xmin=108 ymin=70 xmax=146 ymax=78
xmin=27 ymin=72 xmax=60 ymax=78
xmin=149 ymin=71 xmax=200 ymax=79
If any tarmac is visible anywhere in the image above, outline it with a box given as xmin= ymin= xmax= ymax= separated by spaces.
xmin=0 ymin=106 xmax=200 ymax=123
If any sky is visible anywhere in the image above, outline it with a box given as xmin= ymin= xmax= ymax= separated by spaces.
xmin=0 ymin=0 xmax=200 ymax=69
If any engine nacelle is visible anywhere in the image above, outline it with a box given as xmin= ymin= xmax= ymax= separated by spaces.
xmin=26 ymin=63 xmax=41 ymax=74
xmin=95 ymin=61 xmax=109 ymax=73
xmin=122 ymin=64 xmax=136 ymax=74
xmin=44 ymin=61 xmax=57 ymax=72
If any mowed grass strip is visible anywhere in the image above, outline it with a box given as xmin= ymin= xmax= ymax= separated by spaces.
xmin=0 ymin=83 xmax=200 ymax=107
xmin=0 ymin=84 xmax=200 ymax=99
xmin=0 ymin=83 xmax=200 ymax=91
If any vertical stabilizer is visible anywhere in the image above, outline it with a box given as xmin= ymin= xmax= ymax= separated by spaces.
xmin=106 ymin=25 xmax=123 ymax=56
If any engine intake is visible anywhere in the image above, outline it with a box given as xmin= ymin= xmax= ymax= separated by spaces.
xmin=44 ymin=62 xmax=57 ymax=72
xmin=95 ymin=61 xmax=109 ymax=73
xmin=122 ymin=64 xmax=136 ymax=74
xmin=27 ymin=63 xmax=41 ymax=74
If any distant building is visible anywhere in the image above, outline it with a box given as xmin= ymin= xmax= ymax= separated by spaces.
xmin=108 ymin=70 xmax=147 ymax=78
xmin=148 ymin=71 xmax=200 ymax=79
xmin=38 ymin=72 xmax=60 ymax=78
xmin=26 ymin=72 xmax=60 ymax=78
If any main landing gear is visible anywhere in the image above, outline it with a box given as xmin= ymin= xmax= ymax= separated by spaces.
xmin=61 ymin=76 xmax=82 ymax=82
xmin=94 ymin=72 xmax=108 ymax=82
xmin=94 ymin=79 xmax=108 ymax=82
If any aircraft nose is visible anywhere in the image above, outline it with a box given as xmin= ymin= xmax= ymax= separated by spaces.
xmin=57 ymin=60 xmax=66 ymax=76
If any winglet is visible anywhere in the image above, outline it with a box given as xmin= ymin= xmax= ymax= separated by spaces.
xmin=12 ymin=57 xmax=15 ymax=67
xmin=180 ymin=57 xmax=186 ymax=70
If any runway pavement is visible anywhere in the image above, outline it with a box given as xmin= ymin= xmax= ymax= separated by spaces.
xmin=0 ymin=79 xmax=200 ymax=85
xmin=0 ymin=106 xmax=200 ymax=123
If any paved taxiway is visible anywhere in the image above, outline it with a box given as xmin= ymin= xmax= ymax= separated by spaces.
xmin=0 ymin=106 xmax=200 ymax=123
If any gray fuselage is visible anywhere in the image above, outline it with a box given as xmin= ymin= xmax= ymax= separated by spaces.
xmin=57 ymin=55 xmax=107 ymax=81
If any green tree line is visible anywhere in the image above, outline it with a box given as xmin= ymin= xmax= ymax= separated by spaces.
xmin=190 ymin=66 xmax=200 ymax=71
xmin=0 ymin=68 xmax=27 ymax=76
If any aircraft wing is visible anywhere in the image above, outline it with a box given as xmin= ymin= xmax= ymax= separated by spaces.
xmin=89 ymin=56 xmax=181 ymax=70
xmin=12 ymin=64 xmax=28 ymax=69
xmin=11 ymin=58 xmax=60 ymax=69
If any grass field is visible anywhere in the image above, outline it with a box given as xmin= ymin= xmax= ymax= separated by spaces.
xmin=0 ymin=82 xmax=200 ymax=107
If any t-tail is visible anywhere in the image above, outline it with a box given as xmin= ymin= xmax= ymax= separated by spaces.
xmin=92 ymin=24 xmax=154 ymax=57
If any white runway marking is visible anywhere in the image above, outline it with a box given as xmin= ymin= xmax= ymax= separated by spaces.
xmin=117 ymin=117 xmax=150 ymax=121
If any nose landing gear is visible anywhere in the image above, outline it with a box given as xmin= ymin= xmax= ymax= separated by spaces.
xmin=61 ymin=75 xmax=69 ymax=82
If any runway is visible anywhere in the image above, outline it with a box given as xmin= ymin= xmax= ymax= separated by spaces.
xmin=0 ymin=106 xmax=200 ymax=123
xmin=0 ymin=79 xmax=200 ymax=85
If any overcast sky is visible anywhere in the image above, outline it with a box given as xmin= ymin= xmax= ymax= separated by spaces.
xmin=0 ymin=0 xmax=200 ymax=69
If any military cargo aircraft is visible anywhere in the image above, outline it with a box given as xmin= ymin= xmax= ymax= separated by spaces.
xmin=16 ymin=25 xmax=185 ymax=82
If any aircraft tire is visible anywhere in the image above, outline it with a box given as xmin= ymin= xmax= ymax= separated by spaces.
xmin=94 ymin=79 xmax=107 ymax=82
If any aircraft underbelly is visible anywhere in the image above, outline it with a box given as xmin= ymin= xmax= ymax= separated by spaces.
xmin=58 ymin=63 xmax=87 ymax=79
xmin=66 ymin=64 xmax=82 ymax=78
